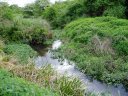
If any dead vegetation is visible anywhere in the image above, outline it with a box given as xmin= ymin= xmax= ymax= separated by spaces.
xmin=91 ymin=35 xmax=114 ymax=55
xmin=0 ymin=56 xmax=84 ymax=96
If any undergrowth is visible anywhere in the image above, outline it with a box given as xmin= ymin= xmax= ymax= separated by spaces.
xmin=0 ymin=39 xmax=85 ymax=96
xmin=0 ymin=61 xmax=85 ymax=96
xmin=55 ymin=17 xmax=128 ymax=88
xmin=0 ymin=69 xmax=58 ymax=96
xmin=4 ymin=43 xmax=37 ymax=64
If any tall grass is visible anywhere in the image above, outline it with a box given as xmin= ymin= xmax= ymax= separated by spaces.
xmin=0 ymin=61 xmax=85 ymax=96
xmin=54 ymin=76 xmax=84 ymax=96
xmin=0 ymin=69 xmax=59 ymax=96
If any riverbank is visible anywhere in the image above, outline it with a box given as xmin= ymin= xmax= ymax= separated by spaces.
xmin=34 ymin=40 xmax=128 ymax=96
xmin=55 ymin=17 xmax=128 ymax=89
xmin=0 ymin=39 xmax=86 ymax=96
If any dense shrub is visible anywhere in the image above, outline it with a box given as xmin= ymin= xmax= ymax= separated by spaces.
xmin=0 ymin=16 xmax=50 ymax=44
xmin=85 ymin=0 xmax=126 ymax=17
xmin=115 ymin=40 xmax=128 ymax=56
xmin=0 ymin=3 xmax=14 ymax=41
xmin=43 ymin=0 xmax=87 ymax=28
xmin=63 ymin=17 xmax=128 ymax=51
xmin=43 ymin=0 xmax=127 ymax=28
xmin=23 ymin=0 xmax=50 ymax=17
xmin=0 ymin=2 xmax=51 ymax=44
xmin=4 ymin=44 xmax=37 ymax=64
xmin=0 ymin=2 xmax=14 ymax=20
xmin=43 ymin=1 xmax=70 ymax=28
xmin=56 ymin=17 xmax=128 ymax=86
xmin=0 ymin=69 xmax=58 ymax=96
xmin=14 ymin=17 xmax=49 ymax=44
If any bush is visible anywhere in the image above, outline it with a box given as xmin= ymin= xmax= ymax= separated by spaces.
xmin=43 ymin=0 xmax=87 ymax=28
xmin=115 ymin=40 xmax=128 ymax=56
xmin=43 ymin=0 xmax=127 ymax=28
xmin=56 ymin=17 xmax=128 ymax=87
xmin=0 ymin=69 xmax=58 ymax=96
xmin=0 ymin=2 xmax=13 ymax=20
xmin=0 ymin=2 xmax=50 ymax=44
xmin=0 ymin=14 xmax=50 ymax=44
xmin=63 ymin=17 xmax=128 ymax=54
xmin=104 ymin=5 xmax=126 ymax=18
xmin=4 ymin=44 xmax=37 ymax=64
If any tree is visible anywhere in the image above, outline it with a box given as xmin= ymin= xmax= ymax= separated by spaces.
xmin=23 ymin=0 xmax=50 ymax=17
xmin=10 ymin=4 xmax=22 ymax=14
xmin=0 ymin=2 xmax=13 ymax=20
xmin=34 ymin=0 xmax=50 ymax=16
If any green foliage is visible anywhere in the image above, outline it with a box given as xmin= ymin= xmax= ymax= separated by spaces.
xmin=63 ymin=17 xmax=128 ymax=49
xmin=4 ymin=44 xmax=37 ymax=64
xmin=0 ymin=2 xmax=50 ymax=44
xmin=0 ymin=1 xmax=87 ymax=96
xmin=85 ymin=0 xmax=126 ymax=17
xmin=56 ymin=17 xmax=128 ymax=87
xmin=8 ymin=64 xmax=85 ymax=96
xmin=0 ymin=2 xmax=13 ymax=20
xmin=23 ymin=0 xmax=50 ymax=17
xmin=10 ymin=4 xmax=23 ymax=14
xmin=54 ymin=76 xmax=84 ymax=96
xmin=0 ymin=16 xmax=49 ymax=44
xmin=43 ymin=0 xmax=127 ymax=28
xmin=0 ymin=40 xmax=4 ymax=52
xmin=23 ymin=3 xmax=35 ymax=18
xmin=0 ymin=69 xmax=58 ymax=96
xmin=104 ymin=4 xmax=126 ymax=18
xmin=43 ymin=7 xmax=56 ymax=25
xmin=43 ymin=0 xmax=86 ymax=28
xmin=115 ymin=40 xmax=128 ymax=55
xmin=13 ymin=17 xmax=48 ymax=44
xmin=43 ymin=1 xmax=68 ymax=28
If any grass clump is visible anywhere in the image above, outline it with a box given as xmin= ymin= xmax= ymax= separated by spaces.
xmin=0 ymin=61 xmax=85 ymax=96
xmin=4 ymin=44 xmax=37 ymax=64
xmin=54 ymin=76 xmax=84 ymax=96
xmin=0 ymin=69 xmax=58 ymax=96
xmin=57 ymin=17 xmax=128 ymax=87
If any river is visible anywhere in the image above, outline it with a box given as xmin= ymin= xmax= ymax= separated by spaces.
xmin=34 ymin=40 xmax=128 ymax=96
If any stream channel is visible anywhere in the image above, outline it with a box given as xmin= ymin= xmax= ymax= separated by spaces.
xmin=33 ymin=40 xmax=128 ymax=96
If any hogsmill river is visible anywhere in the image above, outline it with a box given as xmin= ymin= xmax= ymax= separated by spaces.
xmin=34 ymin=40 xmax=128 ymax=96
